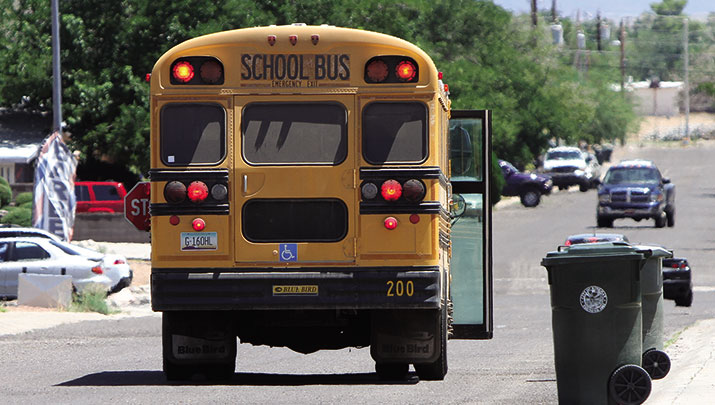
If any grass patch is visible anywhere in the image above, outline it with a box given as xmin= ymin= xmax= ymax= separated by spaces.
xmin=67 ymin=285 xmax=118 ymax=315
xmin=664 ymin=327 xmax=687 ymax=349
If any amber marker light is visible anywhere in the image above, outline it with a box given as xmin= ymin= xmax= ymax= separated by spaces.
xmin=384 ymin=217 xmax=398 ymax=230
xmin=395 ymin=60 xmax=417 ymax=81
xmin=172 ymin=61 xmax=194 ymax=83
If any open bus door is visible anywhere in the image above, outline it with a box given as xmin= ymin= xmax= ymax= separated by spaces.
xmin=449 ymin=110 xmax=493 ymax=339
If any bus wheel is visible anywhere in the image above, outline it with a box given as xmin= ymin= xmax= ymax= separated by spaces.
xmin=162 ymin=311 xmax=236 ymax=382
xmin=415 ymin=305 xmax=448 ymax=381
xmin=162 ymin=312 xmax=194 ymax=381
xmin=375 ymin=362 xmax=409 ymax=380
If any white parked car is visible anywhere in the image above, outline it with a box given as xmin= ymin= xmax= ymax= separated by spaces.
xmin=0 ymin=236 xmax=132 ymax=299
xmin=542 ymin=146 xmax=601 ymax=192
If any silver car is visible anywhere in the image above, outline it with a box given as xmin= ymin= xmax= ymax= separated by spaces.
xmin=0 ymin=237 xmax=124 ymax=299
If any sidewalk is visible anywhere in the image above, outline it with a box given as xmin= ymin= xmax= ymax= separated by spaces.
xmin=648 ymin=318 xmax=715 ymax=404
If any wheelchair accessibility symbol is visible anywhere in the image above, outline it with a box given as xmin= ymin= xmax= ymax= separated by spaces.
xmin=279 ymin=243 xmax=297 ymax=262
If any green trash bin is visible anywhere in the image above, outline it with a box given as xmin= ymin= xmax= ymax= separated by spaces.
xmin=635 ymin=245 xmax=673 ymax=380
xmin=542 ymin=242 xmax=652 ymax=405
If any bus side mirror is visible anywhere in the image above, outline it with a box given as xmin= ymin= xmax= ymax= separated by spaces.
xmin=451 ymin=193 xmax=466 ymax=224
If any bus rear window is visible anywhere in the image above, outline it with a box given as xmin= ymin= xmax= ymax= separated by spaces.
xmin=160 ymin=103 xmax=226 ymax=165
xmin=243 ymin=199 xmax=348 ymax=242
xmin=242 ymin=103 xmax=347 ymax=165
xmin=362 ymin=102 xmax=427 ymax=164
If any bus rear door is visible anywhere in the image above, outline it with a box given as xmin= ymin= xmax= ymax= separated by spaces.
xmin=233 ymin=95 xmax=357 ymax=265
xmin=449 ymin=110 xmax=493 ymax=339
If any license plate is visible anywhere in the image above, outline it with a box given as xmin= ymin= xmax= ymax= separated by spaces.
xmin=180 ymin=232 xmax=218 ymax=251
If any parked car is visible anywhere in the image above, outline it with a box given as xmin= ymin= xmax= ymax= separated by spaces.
xmin=597 ymin=160 xmax=675 ymax=228
xmin=0 ymin=236 xmax=132 ymax=298
xmin=542 ymin=146 xmax=601 ymax=192
xmin=0 ymin=225 xmax=60 ymax=241
xmin=564 ymin=233 xmax=629 ymax=246
xmin=498 ymin=160 xmax=552 ymax=207
xmin=662 ymin=257 xmax=693 ymax=307
xmin=75 ymin=181 xmax=127 ymax=213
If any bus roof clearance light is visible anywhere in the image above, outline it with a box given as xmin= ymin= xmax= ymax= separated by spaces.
xmin=172 ymin=61 xmax=194 ymax=83
xmin=187 ymin=181 xmax=209 ymax=203
xmin=366 ymin=59 xmax=388 ymax=83
xmin=200 ymin=60 xmax=223 ymax=84
xmin=381 ymin=180 xmax=402 ymax=201
xmin=396 ymin=60 xmax=417 ymax=82
xmin=384 ymin=217 xmax=398 ymax=230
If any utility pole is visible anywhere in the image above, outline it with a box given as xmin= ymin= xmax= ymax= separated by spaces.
xmin=551 ymin=0 xmax=557 ymax=23
xmin=51 ymin=0 xmax=62 ymax=133
xmin=596 ymin=13 xmax=602 ymax=51
xmin=620 ymin=19 xmax=626 ymax=93
xmin=531 ymin=0 xmax=538 ymax=27
xmin=684 ymin=18 xmax=690 ymax=138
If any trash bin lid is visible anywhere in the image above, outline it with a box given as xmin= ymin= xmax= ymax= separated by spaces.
xmin=541 ymin=242 xmax=645 ymax=267
xmin=634 ymin=245 xmax=673 ymax=259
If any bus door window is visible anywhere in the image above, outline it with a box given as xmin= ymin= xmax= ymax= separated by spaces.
xmin=449 ymin=110 xmax=493 ymax=340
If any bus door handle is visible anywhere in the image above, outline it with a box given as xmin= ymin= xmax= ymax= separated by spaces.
xmin=243 ymin=174 xmax=248 ymax=194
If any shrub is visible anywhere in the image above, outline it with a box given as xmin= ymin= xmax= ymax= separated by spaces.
xmin=15 ymin=192 xmax=33 ymax=206
xmin=19 ymin=201 xmax=32 ymax=209
xmin=0 ymin=177 xmax=9 ymax=188
xmin=68 ymin=284 xmax=117 ymax=315
xmin=0 ymin=184 xmax=11 ymax=207
xmin=0 ymin=207 xmax=32 ymax=227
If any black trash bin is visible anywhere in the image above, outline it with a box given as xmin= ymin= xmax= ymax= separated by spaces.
xmin=542 ymin=242 xmax=652 ymax=405
xmin=636 ymin=245 xmax=673 ymax=380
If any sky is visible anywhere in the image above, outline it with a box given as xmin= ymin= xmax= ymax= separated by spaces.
xmin=492 ymin=0 xmax=714 ymax=21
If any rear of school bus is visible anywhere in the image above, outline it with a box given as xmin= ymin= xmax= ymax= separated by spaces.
xmin=149 ymin=24 xmax=452 ymax=381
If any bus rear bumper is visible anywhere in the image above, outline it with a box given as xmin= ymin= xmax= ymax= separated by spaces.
xmin=151 ymin=267 xmax=441 ymax=311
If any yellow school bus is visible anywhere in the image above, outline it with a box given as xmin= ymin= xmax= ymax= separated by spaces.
xmin=148 ymin=24 xmax=492 ymax=381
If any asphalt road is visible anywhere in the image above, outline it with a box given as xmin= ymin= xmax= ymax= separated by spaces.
xmin=1 ymin=141 xmax=713 ymax=404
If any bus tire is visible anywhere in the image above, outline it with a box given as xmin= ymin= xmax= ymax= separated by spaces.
xmin=162 ymin=311 xmax=236 ymax=382
xmin=414 ymin=304 xmax=448 ymax=381
xmin=162 ymin=312 xmax=193 ymax=381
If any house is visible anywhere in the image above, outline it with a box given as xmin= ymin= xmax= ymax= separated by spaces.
xmin=628 ymin=80 xmax=684 ymax=117
xmin=0 ymin=108 xmax=51 ymax=196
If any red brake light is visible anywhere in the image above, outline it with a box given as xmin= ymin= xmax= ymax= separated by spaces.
xmin=113 ymin=259 xmax=126 ymax=265
xmin=192 ymin=218 xmax=206 ymax=231
xmin=91 ymin=265 xmax=103 ymax=274
xmin=396 ymin=60 xmax=417 ymax=81
xmin=384 ymin=217 xmax=398 ymax=230
xmin=381 ymin=180 xmax=402 ymax=201
xmin=187 ymin=181 xmax=209 ymax=203
xmin=565 ymin=240 xmax=572 ymax=246
xmin=172 ymin=61 xmax=194 ymax=83
xmin=409 ymin=214 xmax=420 ymax=224
xmin=366 ymin=59 xmax=389 ymax=82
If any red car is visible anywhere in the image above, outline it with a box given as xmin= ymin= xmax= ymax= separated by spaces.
xmin=74 ymin=181 xmax=127 ymax=213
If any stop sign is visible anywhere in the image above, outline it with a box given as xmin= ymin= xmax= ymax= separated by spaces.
xmin=124 ymin=182 xmax=151 ymax=231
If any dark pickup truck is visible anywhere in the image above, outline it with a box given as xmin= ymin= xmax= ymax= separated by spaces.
xmin=499 ymin=160 xmax=552 ymax=207
xmin=597 ymin=160 xmax=675 ymax=228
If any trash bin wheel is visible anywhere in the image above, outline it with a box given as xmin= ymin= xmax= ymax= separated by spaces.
xmin=642 ymin=349 xmax=671 ymax=380
xmin=609 ymin=364 xmax=652 ymax=405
